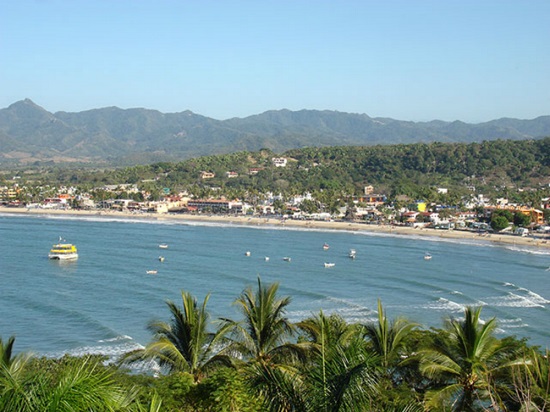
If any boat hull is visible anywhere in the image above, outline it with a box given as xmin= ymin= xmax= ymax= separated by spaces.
xmin=48 ymin=253 xmax=78 ymax=261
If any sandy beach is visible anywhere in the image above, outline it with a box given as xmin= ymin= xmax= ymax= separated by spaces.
xmin=1 ymin=206 xmax=548 ymax=249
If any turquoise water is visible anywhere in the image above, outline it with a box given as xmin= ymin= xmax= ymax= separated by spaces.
xmin=1 ymin=213 xmax=549 ymax=361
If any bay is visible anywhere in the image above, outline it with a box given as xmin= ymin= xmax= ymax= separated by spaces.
xmin=1 ymin=213 xmax=549 ymax=361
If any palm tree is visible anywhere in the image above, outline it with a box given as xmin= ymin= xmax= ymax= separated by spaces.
xmin=222 ymin=277 xmax=306 ymax=365
xmin=297 ymin=311 xmax=360 ymax=352
xmin=1 ymin=336 xmax=20 ymax=369
xmin=510 ymin=348 xmax=550 ymax=411
xmin=2 ymin=337 xmax=136 ymax=411
xmin=32 ymin=356 xmax=136 ymax=411
xmin=298 ymin=311 xmax=379 ymax=412
xmin=363 ymin=299 xmax=418 ymax=372
xmin=419 ymin=306 xmax=505 ymax=411
xmin=0 ymin=335 xmax=33 ymax=412
xmin=221 ymin=277 xmax=310 ymax=411
xmin=122 ymin=290 xmax=231 ymax=383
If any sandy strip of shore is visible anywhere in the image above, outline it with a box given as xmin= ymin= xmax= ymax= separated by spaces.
xmin=1 ymin=206 xmax=548 ymax=249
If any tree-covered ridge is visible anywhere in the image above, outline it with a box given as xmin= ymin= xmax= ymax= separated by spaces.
xmin=1 ymin=279 xmax=549 ymax=411
xmin=88 ymin=138 xmax=549 ymax=193
xmin=285 ymin=139 xmax=549 ymax=185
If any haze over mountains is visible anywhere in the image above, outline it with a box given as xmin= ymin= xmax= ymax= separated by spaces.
xmin=1 ymin=99 xmax=549 ymax=167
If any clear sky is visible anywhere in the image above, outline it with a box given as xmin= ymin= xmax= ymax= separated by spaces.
xmin=1 ymin=1 xmax=549 ymax=122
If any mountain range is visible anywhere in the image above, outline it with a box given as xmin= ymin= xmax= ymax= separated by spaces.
xmin=1 ymin=98 xmax=549 ymax=167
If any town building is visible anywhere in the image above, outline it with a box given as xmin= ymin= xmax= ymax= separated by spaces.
xmin=187 ymin=199 xmax=243 ymax=214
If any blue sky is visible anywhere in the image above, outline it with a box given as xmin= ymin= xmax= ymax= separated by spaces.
xmin=1 ymin=1 xmax=549 ymax=122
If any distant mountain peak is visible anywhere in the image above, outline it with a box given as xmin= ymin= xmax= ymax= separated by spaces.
xmin=7 ymin=98 xmax=48 ymax=113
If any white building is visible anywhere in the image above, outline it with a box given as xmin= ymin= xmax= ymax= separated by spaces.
xmin=272 ymin=157 xmax=287 ymax=167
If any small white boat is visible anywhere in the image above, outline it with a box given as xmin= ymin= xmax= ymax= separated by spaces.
xmin=348 ymin=249 xmax=356 ymax=259
xmin=159 ymin=244 xmax=168 ymax=249
xmin=264 ymin=256 xmax=270 ymax=261
xmin=424 ymin=253 xmax=432 ymax=260
xmin=146 ymin=270 xmax=158 ymax=275
xmin=245 ymin=251 xmax=251 ymax=257
xmin=158 ymin=256 xmax=165 ymax=262
xmin=283 ymin=257 xmax=291 ymax=262
xmin=324 ymin=262 xmax=335 ymax=268
xmin=323 ymin=243 xmax=330 ymax=250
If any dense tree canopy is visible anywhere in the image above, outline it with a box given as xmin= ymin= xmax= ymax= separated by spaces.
xmin=3 ymin=139 xmax=548 ymax=206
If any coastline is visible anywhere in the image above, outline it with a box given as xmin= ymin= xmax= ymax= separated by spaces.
xmin=1 ymin=206 xmax=549 ymax=250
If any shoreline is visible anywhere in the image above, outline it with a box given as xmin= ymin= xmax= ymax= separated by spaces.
xmin=1 ymin=206 xmax=549 ymax=250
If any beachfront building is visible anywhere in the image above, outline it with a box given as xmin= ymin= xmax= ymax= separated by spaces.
xmin=187 ymin=199 xmax=243 ymax=214
xmin=147 ymin=202 xmax=169 ymax=214
xmin=257 ymin=204 xmax=275 ymax=215
xmin=111 ymin=199 xmax=134 ymax=210
xmin=161 ymin=194 xmax=189 ymax=212
xmin=486 ymin=205 xmax=544 ymax=226
xmin=41 ymin=197 xmax=69 ymax=209
xmin=0 ymin=186 xmax=18 ymax=200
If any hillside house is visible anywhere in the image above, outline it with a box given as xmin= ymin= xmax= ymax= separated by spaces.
xmin=101 ymin=184 xmax=139 ymax=194
xmin=200 ymin=171 xmax=215 ymax=179
xmin=272 ymin=157 xmax=287 ymax=167
xmin=248 ymin=167 xmax=265 ymax=175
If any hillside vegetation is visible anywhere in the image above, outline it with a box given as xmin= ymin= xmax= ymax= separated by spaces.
xmin=10 ymin=138 xmax=549 ymax=205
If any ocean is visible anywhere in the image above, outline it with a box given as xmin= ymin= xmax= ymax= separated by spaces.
xmin=1 ymin=213 xmax=549 ymax=362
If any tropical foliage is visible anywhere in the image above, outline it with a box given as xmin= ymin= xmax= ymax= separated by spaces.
xmin=1 ymin=283 xmax=547 ymax=411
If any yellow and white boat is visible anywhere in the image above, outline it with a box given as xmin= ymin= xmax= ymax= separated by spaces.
xmin=49 ymin=240 xmax=78 ymax=261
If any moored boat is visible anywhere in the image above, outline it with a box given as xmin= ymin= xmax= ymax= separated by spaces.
xmin=348 ymin=249 xmax=356 ymax=259
xmin=49 ymin=240 xmax=78 ymax=261
xmin=424 ymin=253 xmax=432 ymax=260
xmin=323 ymin=243 xmax=330 ymax=250
xmin=324 ymin=262 xmax=335 ymax=268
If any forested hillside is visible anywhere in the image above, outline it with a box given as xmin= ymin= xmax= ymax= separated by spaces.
xmin=17 ymin=139 xmax=549 ymax=204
